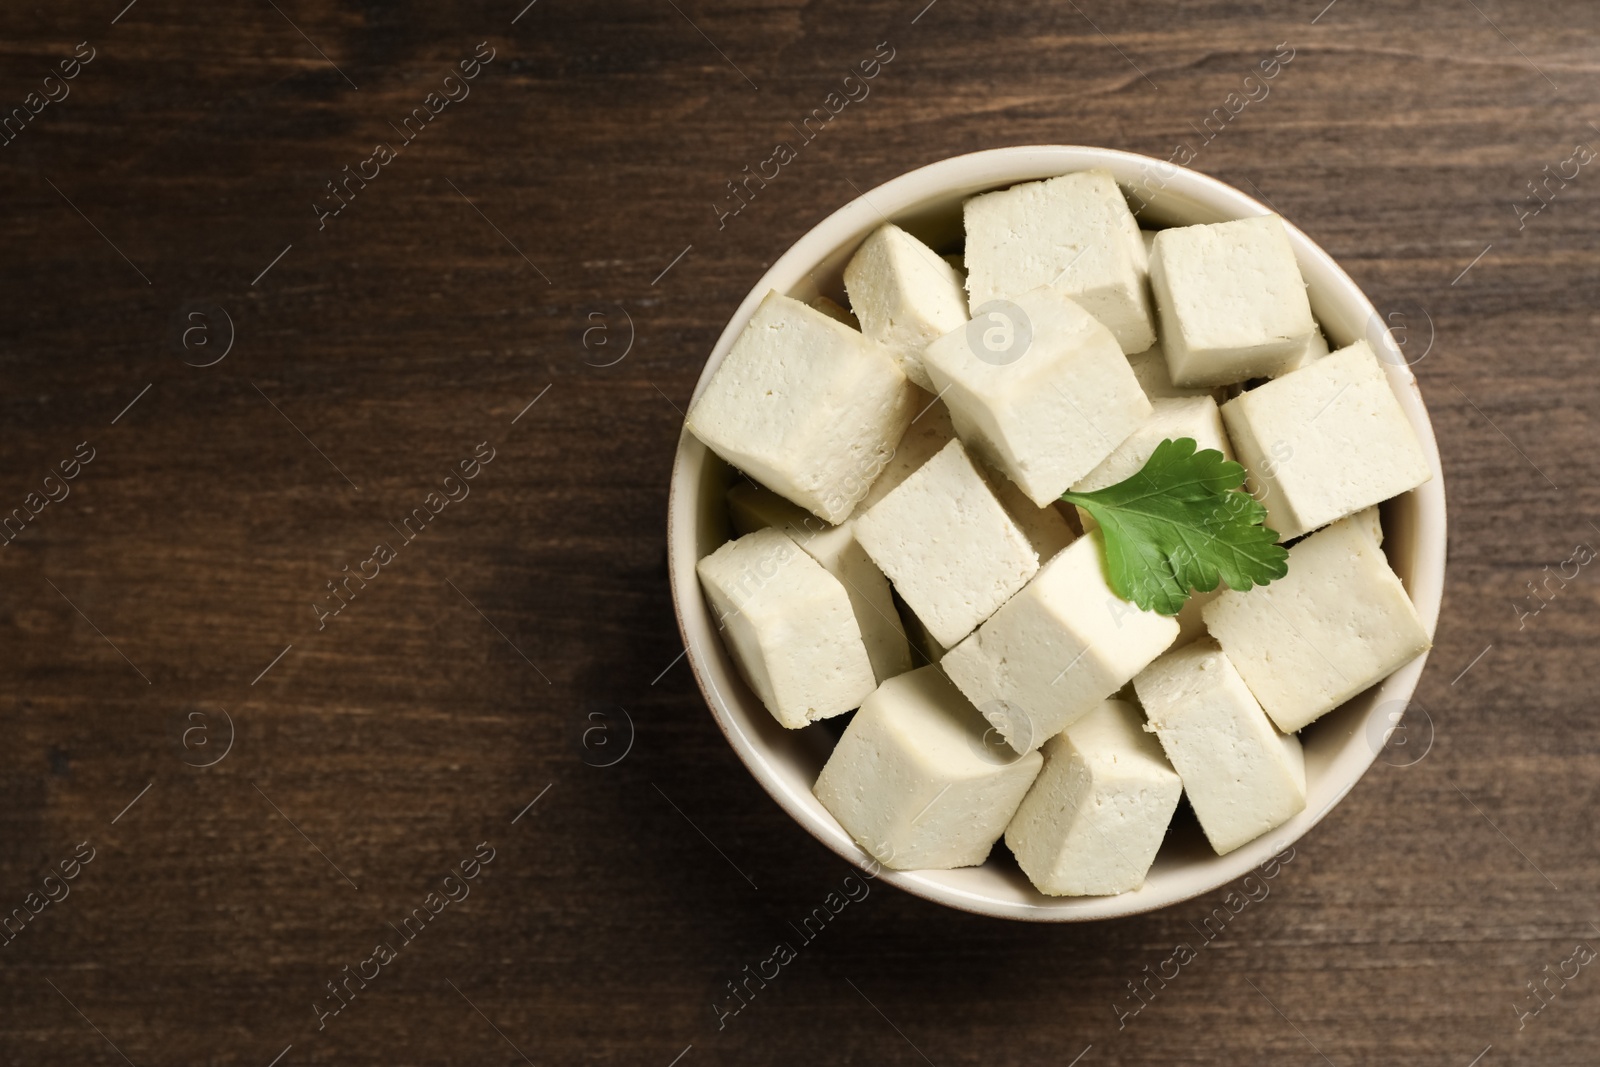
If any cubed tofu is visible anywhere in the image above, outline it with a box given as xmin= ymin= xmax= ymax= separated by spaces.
xmin=1149 ymin=215 xmax=1316 ymax=386
xmin=726 ymin=482 xmax=912 ymax=684
xmin=964 ymin=170 xmax=1156 ymax=353
xmin=1201 ymin=515 xmax=1431 ymax=733
xmin=809 ymin=294 xmax=859 ymax=330
xmin=1175 ymin=586 xmax=1221 ymax=646
xmin=922 ymin=287 xmax=1152 ymax=506
xmin=1126 ymin=343 xmax=1213 ymax=400
xmin=985 ymin=467 xmax=1077 ymax=563
xmin=897 ymin=592 xmax=948 ymax=667
xmin=814 ymin=666 xmax=1044 ymax=870
xmin=1273 ymin=325 xmax=1329 ymax=377
xmin=856 ymin=438 xmax=1039 ymax=649
xmin=1071 ymin=396 xmax=1234 ymax=531
xmin=860 ymin=397 xmax=1075 ymax=559
xmin=942 ymin=532 xmax=1180 ymax=753
xmin=1004 ymin=698 xmax=1182 ymax=896
xmin=697 ymin=529 xmax=876 ymax=728
xmin=1130 ymin=226 xmax=1152 ymax=273
xmin=1351 ymin=505 xmax=1382 ymax=546
xmin=1133 ymin=640 xmax=1306 ymax=856
xmin=858 ymin=389 xmax=956 ymax=512
xmin=684 ymin=291 xmax=918 ymax=524
xmin=1220 ymin=339 xmax=1430 ymax=541
xmin=844 ymin=223 xmax=969 ymax=391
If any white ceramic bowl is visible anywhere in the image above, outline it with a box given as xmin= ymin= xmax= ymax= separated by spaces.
xmin=666 ymin=146 xmax=1446 ymax=921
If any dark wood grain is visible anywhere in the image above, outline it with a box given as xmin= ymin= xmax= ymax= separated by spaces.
xmin=1 ymin=0 xmax=1597 ymax=1063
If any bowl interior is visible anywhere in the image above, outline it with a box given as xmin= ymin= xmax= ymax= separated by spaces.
xmin=667 ymin=146 xmax=1446 ymax=921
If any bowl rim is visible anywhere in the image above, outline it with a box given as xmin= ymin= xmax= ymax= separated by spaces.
xmin=666 ymin=144 xmax=1448 ymax=922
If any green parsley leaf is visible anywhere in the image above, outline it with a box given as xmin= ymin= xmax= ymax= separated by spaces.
xmin=1059 ymin=437 xmax=1289 ymax=616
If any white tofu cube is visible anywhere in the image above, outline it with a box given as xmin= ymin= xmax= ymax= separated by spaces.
xmin=696 ymin=529 xmax=876 ymax=729
xmin=1133 ymin=640 xmax=1306 ymax=856
xmin=861 ymin=397 xmax=1075 ymax=560
xmin=942 ymin=532 xmax=1180 ymax=753
xmin=1220 ymin=339 xmax=1430 ymax=541
xmin=809 ymin=294 xmax=859 ymax=330
xmin=1005 ymin=698 xmax=1182 ymax=896
xmin=814 ymin=666 xmax=1043 ymax=870
xmin=1351 ymin=505 xmax=1382 ymax=546
xmin=1202 ymin=515 xmax=1431 ymax=733
xmin=984 ymin=467 xmax=1077 ymax=563
xmin=922 ymin=287 xmax=1152 ymax=507
xmin=964 ymin=170 xmax=1156 ymax=353
xmin=1075 ymin=396 xmax=1233 ymax=492
xmin=898 ymin=593 xmax=947 ymax=666
xmin=685 ymin=291 xmax=918 ymax=524
xmin=1071 ymin=396 xmax=1233 ymax=531
xmin=844 ymin=223 xmax=968 ymax=391
xmin=1149 ymin=215 xmax=1316 ymax=386
xmin=1175 ymin=586 xmax=1220 ymax=646
xmin=1274 ymin=325 xmax=1329 ymax=377
xmin=726 ymin=482 xmax=912 ymax=684
xmin=858 ymin=389 xmax=956 ymax=512
xmin=1126 ymin=343 xmax=1213 ymax=400
xmin=856 ymin=439 xmax=1039 ymax=649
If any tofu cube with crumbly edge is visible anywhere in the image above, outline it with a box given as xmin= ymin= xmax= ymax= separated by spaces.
xmin=860 ymin=396 xmax=1076 ymax=560
xmin=1071 ymin=396 xmax=1233 ymax=531
xmin=1220 ymin=339 xmax=1430 ymax=541
xmin=1150 ymin=215 xmax=1317 ymax=386
xmin=964 ymin=170 xmax=1156 ymax=353
xmin=726 ymin=482 xmax=912 ymax=684
xmin=856 ymin=438 xmax=1039 ymax=649
xmin=696 ymin=529 xmax=876 ymax=729
xmin=1134 ymin=640 xmax=1306 ymax=856
xmin=1005 ymin=698 xmax=1182 ymax=896
xmin=922 ymin=287 xmax=1152 ymax=507
xmin=942 ymin=532 xmax=1180 ymax=754
xmin=1202 ymin=515 xmax=1431 ymax=733
xmin=844 ymin=223 xmax=969 ymax=391
xmin=814 ymin=665 xmax=1043 ymax=870
xmin=684 ymin=291 xmax=918 ymax=524
xmin=1126 ymin=343 xmax=1214 ymax=400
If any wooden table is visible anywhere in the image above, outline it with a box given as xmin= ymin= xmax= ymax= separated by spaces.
xmin=1 ymin=1 xmax=1595 ymax=1063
